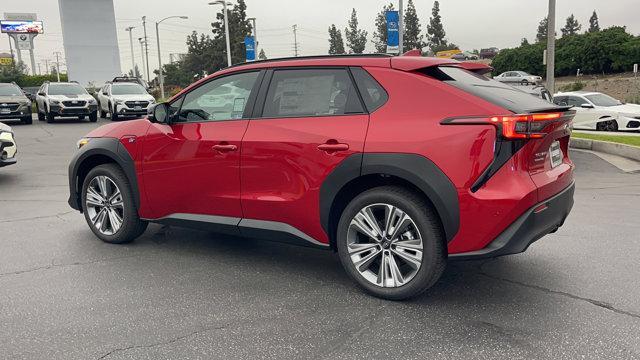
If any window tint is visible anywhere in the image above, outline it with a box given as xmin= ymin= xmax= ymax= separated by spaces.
xmin=565 ymin=96 xmax=585 ymax=107
xmin=553 ymin=96 xmax=567 ymax=106
xmin=262 ymin=68 xmax=363 ymax=118
xmin=111 ymin=83 xmax=147 ymax=95
xmin=177 ymin=71 xmax=258 ymax=122
xmin=423 ymin=66 xmax=562 ymax=113
xmin=351 ymin=67 xmax=388 ymax=112
xmin=0 ymin=84 xmax=22 ymax=96
xmin=585 ymin=93 xmax=622 ymax=107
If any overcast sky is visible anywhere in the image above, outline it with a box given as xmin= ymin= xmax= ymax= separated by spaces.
xmin=2 ymin=0 xmax=639 ymax=75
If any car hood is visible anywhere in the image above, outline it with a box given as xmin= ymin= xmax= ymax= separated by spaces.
xmin=0 ymin=121 xmax=12 ymax=133
xmin=0 ymin=95 xmax=30 ymax=103
xmin=49 ymin=94 xmax=95 ymax=101
xmin=606 ymin=103 xmax=640 ymax=116
xmin=112 ymin=94 xmax=155 ymax=102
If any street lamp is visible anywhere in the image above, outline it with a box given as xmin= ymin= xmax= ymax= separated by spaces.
xmin=125 ymin=26 xmax=136 ymax=77
xmin=156 ymin=15 xmax=189 ymax=99
xmin=138 ymin=37 xmax=147 ymax=82
xmin=209 ymin=1 xmax=233 ymax=67
xmin=247 ymin=17 xmax=257 ymax=59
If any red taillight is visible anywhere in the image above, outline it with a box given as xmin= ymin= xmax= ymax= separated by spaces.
xmin=442 ymin=112 xmax=566 ymax=139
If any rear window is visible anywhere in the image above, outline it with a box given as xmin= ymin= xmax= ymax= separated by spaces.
xmin=422 ymin=66 xmax=561 ymax=113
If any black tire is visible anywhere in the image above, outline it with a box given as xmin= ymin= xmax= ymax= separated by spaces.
xmin=520 ymin=79 xmax=529 ymax=85
xmin=110 ymin=103 xmax=118 ymax=121
xmin=336 ymin=186 xmax=446 ymax=300
xmin=21 ymin=115 xmax=32 ymax=125
xmin=89 ymin=111 xmax=98 ymax=122
xmin=81 ymin=164 xmax=147 ymax=244
xmin=37 ymin=105 xmax=45 ymax=121
xmin=99 ymin=107 xmax=106 ymax=118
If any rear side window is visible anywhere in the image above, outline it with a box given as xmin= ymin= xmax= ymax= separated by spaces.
xmin=262 ymin=68 xmax=363 ymax=118
xmin=351 ymin=67 xmax=388 ymax=112
xmin=423 ymin=66 xmax=561 ymax=113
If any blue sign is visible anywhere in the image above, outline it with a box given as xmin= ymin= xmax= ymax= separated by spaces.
xmin=385 ymin=11 xmax=399 ymax=54
xmin=245 ymin=36 xmax=256 ymax=62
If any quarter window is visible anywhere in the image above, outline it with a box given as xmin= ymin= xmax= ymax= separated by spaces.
xmin=262 ymin=68 xmax=363 ymax=118
xmin=351 ymin=67 xmax=388 ymax=112
xmin=177 ymin=71 xmax=259 ymax=122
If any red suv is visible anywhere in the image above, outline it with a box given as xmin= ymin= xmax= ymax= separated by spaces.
xmin=68 ymin=54 xmax=575 ymax=300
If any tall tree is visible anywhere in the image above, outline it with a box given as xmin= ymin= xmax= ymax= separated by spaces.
xmin=345 ymin=8 xmax=368 ymax=54
xmin=521 ymin=37 xmax=530 ymax=46
xmin=536 ymin=16 xmax=556 ymax=43
xmin=426 ymin=1 xmax=447 ymax=53
xmin=561 ymin=14 xmax=581 ymax=36
xmin=258 ymin=49 xmax=267 ymax=60
xmin=588 ymin=10 xmax=600 ymax=32
xmin=372 ymin=3 xmax=395 ymax=53
xmin=211 ymin=0 xmax=253 ymax=65
xmin=328 ymin=24 xmax=346 ymax=54
xmin=403 ymin=0 xmax=425 ymax=51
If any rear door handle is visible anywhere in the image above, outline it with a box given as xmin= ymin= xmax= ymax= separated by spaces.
xmin=212 ymin=143 xmax=238 ymax=153
xmin=317 ymin=142 xmax=349 ymax=153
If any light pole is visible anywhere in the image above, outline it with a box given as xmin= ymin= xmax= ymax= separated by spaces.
xmin=125 ymin=26 xmax=136 ymax=77
xmin=209 ymin=1 xmax=233 ymax=67
xmin=142 ymin=16 xmax=150 ymax=82
xmin=247 ymin=17 xmax=257 ymax=59
xmin=546 ymin=0 xmax=556 ymax=93
xmin=138 ymin=37 xmax=147 ymax=83
xmin=398 ymin=0 xmax=404 ymax=54
xmin=156 ymin=16 xmax=189 ymax=99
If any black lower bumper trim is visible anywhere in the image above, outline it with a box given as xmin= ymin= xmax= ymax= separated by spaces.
xmin=449 ymin=182 xmax=575 ymax=260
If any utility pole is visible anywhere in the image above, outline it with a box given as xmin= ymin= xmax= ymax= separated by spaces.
xmin=156 ymin=16 xmax=188 ymax=100
xmin=398 ymin=0 xmax=404 ymax=54
xmin=138 ymin=38 xmax=147 ymax=82
xmin=546 ymin=0 xmax=556 ymax=93
xmin=125 ymin=26 xmax=136 ymax=77
xmin=292 ymin=24 xmax=298 ymax=57
xmin=44 ymin=59 xmax=49 ymax=74
xmin=37 ymin=63 xmax=41 ymax=75
xmin=248 ymin=17 xmax=258 ymax=58
xmin=54 ymin=52 xmax=61 ymax=82
xmin=8 ymin=36 xmax=14 ymax=68
xmin=142 ymin=16 xmax=150 ymax=82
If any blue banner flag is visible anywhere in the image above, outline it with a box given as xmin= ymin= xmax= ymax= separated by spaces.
xmin=385 ymin=11 xmax=399 ymax=54
xmin=245 ymin=36 xmax=256 ymax=62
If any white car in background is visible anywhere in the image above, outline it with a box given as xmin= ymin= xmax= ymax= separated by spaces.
xmin=553 ymin=91 xmax=640 ymax=132
xmin=494 ymin=71 xmax=542 ymax=85
xmin=0 ymin=122 xmax=17 ymax=168
xmin=97 ymin=82 xmax=155 ymax=121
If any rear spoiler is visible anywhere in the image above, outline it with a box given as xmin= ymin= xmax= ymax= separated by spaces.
xmin=391 ymin=54 xmax=494 ymax=75
xmin=458 ymin=62 xmax=493 ymax=75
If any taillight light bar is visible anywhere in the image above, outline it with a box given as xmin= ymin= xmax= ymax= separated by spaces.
xmin=442 ymin=112 xmax=566 ymax=139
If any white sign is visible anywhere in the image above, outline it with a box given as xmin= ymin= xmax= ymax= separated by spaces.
xmin=3 ymin=12 xmax=37 ymax=21
xmin=634 ymin=63 xmax=638 ymax=74
xmin=16 ymin=34 xmax=32 ymax=50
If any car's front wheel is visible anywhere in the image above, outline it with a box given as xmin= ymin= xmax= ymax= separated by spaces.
xmin=89 ymin=111 xmax=98 ymax=122
xmin=336 ymin=186 xmax=446 ymax=300
xmin=596 ymin=119 xmax=619 ymax=132
xmin=81 ymin=164 xmax=147 ymax=244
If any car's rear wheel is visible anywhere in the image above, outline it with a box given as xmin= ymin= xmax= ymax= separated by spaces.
xmin=99 ymin=107 xmax=106 ymax=118
xmin=46 ymin=108 xmax=55 ymax=123
xmin=110 ymin=103 xmax=118 ymax=121
xmin=336 ymin=186 xmax=446 ymax=300
xmin=81 ymin=164 xmax=147 ymax=244
xmin=37 ymin=105 xmax=45 ymax=121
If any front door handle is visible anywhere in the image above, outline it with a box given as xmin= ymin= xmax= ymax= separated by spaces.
xmin=212 ymin=143 xmax=238 ymax=153
xmin=317 ymin=141 xmax=349 ymax=153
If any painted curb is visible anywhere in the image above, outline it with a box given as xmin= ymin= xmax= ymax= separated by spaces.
xmin=569 ymin=138 xmax=640 ymax=162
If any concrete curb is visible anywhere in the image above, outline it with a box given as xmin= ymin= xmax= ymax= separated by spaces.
xmin=570 ymin=138 xmax=640 ymax=162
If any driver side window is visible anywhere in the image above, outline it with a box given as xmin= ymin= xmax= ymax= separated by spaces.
xmin=177 ymin=71 xmax=259 ymax=123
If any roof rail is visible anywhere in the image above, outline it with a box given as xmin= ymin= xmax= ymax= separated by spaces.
xmin=224 ymin=53 xmax=393 ymax=70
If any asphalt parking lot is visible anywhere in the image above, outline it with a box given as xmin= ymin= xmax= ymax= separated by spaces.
xmin=1 ymin=117 xmax=639 ymax=359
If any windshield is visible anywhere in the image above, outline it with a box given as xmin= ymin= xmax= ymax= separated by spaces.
xmin=585 ymin=93 xmax=622 ymax=107
xmin=48 ymin=83 xmax=88 ymax=96
xmin=111 ymin=83 xmax=147 ymax=95
xmin=0 ymin=84 xmax=23 ymax=96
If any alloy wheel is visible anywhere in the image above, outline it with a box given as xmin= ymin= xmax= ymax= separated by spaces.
xmin=85 ymin=175 xmax=124 ymax=236
xmin=346 ymin=203 xmax=423 ymax=288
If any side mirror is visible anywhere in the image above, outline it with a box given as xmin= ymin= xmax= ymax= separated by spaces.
xmin=580 ymin=103 xmax=594 ymax=109
xmin=148 ymin=103 xmax=172 ymax=124
xmin=37 ymin=92 xmax=45 ymax=96
xmin=102 ymin=91 xmax=108 ymax=95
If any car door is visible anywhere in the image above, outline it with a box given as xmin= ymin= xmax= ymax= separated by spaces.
xmin=565 ymin=95 xmax=595 ymax=129
xmin=141 ymin=70 xmax=263 ymax=223
xmin=240 ymin=67 xmax=370 ymax=244
xmin=99 ymin=85 xmax=109 ymax=111
xmin=35 ymin=84 xmax=47 ymax=110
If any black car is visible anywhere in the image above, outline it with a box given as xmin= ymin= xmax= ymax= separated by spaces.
xmin=0 ymin=83 xmax=33 ymax=124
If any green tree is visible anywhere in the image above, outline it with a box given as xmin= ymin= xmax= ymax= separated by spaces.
xmin=211 ymin=0 xmax=253 ymax=65
xmin=328 ymin=24 xmax=346 ymax=54
xmin=258 ymin=48 xmax=267 ymax=60
xmin=521 ymin=37 xmax=530 ymax=46
xmin=345 ymin=8 xmax=368 ymax=54
xmin=561 ymin=14 xmax=581 ymax=37
xmin=536 ymin=17 xmax=549 ymax=43
xmin=128 ymin=64 xmax=141 ymax=78
xmin=426 ymin=1 xmax=447 ymax=53
xmin=372 ymin=3 xmax=395 ymax=53
xmin=403 ymin=0 xmax=425 ymax=51
xmin=588 ymin=10 xmax=600 ymax=32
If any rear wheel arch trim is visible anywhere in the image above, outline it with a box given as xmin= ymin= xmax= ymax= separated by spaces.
xmin=68 ymin=138 xmax=140 ymax=212
xmin=320 ymin=153 xmax=460 ymax=244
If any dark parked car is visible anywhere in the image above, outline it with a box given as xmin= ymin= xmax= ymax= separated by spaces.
xmin=0 ymin=82 xmax=33 ymax=124
xmin=68 ymin=54 xmax=575 ymax=300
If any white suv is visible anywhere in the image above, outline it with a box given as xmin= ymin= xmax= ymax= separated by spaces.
xmin=35 ymin=82 xmax=98 ymax=123
xmin=97 ymin=82 xmax=155 ymax=121
xmin=0 ymin=122 xmax=17 ymax=168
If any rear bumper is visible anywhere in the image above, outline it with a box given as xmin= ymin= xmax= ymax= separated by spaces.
xmin=449 ymin=181 xmax=574 ymax=260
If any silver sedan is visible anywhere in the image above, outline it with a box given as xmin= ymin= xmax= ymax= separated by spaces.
xmin=494 ymin=71 xmax=542 ymax=85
